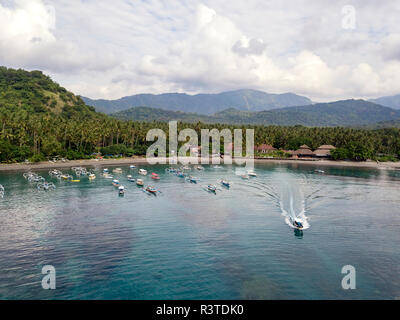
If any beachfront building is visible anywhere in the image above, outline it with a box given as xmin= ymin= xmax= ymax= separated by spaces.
xmin=313 ymin=145 xmax=336 ymax=158
xmin=291 ymin=144 xmax=314 ymax=158
xmin=255 ymin=144 xmax=276 ymax=154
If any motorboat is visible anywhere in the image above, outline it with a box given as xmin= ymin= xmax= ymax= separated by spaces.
xmin=127 ymin=175 xmax=135 ymax=182
xmin=176 ymin=171 xmax=185 ymax=178
xmin=151 ymin=173 xmax=160 ymax=180
xmin=181 ymin=166 xmax=191 ymax=171
xmin=207 ymin=184 xmax=217 ymax=193
xmin=195 ymin=165 xmax=204 ymax=170
xmin=112 ymin=168 xmax=123 ymax=174
xmin=136 ymin=179 xmax=144 ymax=187
xmin=188 ymin=176 xmax=199 ymax=183
xmin=112 ymin=179 xmax=120 ymax=187
xmin=240 ymin=174 xmax=249 ymax=180
xmin=130 ymin=165 xmax=136 ymax=169
xmin=139 ymin=169 xmax=148 ymax=175
xmin=290 ymin=217 xmax=304 ymax=230
xmin=220 ymin=179 xmax=230 ymax=188
xmin=315 ymin=169 xmax=325 ymax=174
xmin=118 ymin=185 xmax=125 ymax=196
xmin=247 ymin=170 xmax=257 ymax=177
xmin=37 ymin=182 xmax=56 ymax=191
xmin=103 ymin=168 xmax=109 ymax=173
xmin=212 ymin=165 xmax=222 ymax=169
xmin=145 ymin=185 xmax=157 ymax=194
xmin=88 ymin=174 xmax=96 ymax=180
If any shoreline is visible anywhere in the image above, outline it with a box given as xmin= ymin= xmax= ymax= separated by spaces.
xmin=1 ymin=157 xmax=400 ymax=172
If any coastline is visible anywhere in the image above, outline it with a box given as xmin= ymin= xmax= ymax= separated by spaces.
xmin=1 ymin=156 xmax=400 ymax=172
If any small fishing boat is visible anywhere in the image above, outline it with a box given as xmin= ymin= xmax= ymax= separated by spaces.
xmin=139 ymin=169 xmax=148 ymax=175
xmin=176 ymin=171 xmax=185 ymax=178
xmin=188 ymin=176 xmax=200 ymax=183
xmin=61 ymin=174 xmax=73 ymax=181
xmin=207 ymin=184 xmax=217 ymax=193
xmin=166 ymin=168 xmax=177 ymax=173
xmin=118 ymin=185 xmax=125 ymax=196
xmin=130 ymin=165 xmax=136 ymax=169
xmin=195 ymin=165 xmax=204 ymax=170
xmin=151 ymin=173 xmax=160 ymax=180
xmin=88 ymin=174 xmax=96 ymax=180
xmin=37 ymin=182 xmax=56 ymax=191
xmin=315 ymin=169 xmax=325 ymax=174
xmin=136 ymin=179 xmax=144 ymax=187
xmin=103 ymin=168 xmax=109 ymax=173
xmin=212 ymin=165 xmax=222 ymax=169
xmin=112 ymin=179 xmax=120 ymax=187
xmin=247 ymin=170 xmax=257 ymax=177
xmin=240 ymin=174 xmax=249 ymax=180
xmin=145 ymin=185 xmax=157 ymax=194
xmin=112 ymin=168 xmax=123 ymax=174
xmin=70 ymin=180 xmax=80 ymax=183
xmin=220 ymin=179 xmax=230 ymax=188
xmin=127 ymin=175 xmax=135 ymax=182
xmin=181 ymin=166 xmax=191 ymax=171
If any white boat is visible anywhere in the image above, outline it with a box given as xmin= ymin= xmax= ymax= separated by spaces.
xmin=112 ymin=168 xmax=123 ymax=173
xmin=118 ymin=185 xmax=125 ymax=196
xmin=207 ymin=184 xmax=217 ymax=192
xmin=103 ymin=173 xmax=113 ymax=179
xmin=240 ymin=174 xmax=249 ymax=180
xmin=127 ymin=175 xmax=135 ymax=182
xmin=247 ymin=170 xmax=257 ymax=177
xmin=112 ymin=179 xmax=120 ymax=187
xmin=88 ymin=174 xmax=96 ymax=180
xmin=139 ymin=169 xmax=148 ymax=175
xmin=130 ymin=165 xmax=136 ymax=169
xmin=136 ymin=179 xmax=144 ymax=186
xmin=195 ymin=165 xmax=204 ymax=170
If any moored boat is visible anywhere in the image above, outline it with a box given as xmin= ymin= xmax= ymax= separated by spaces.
xmin=145 ymin=185 xmax=157 ymax=194
xmin=118 ymin=185 xmax=125 ymax=196
xmin=247 ymin=170 xmax=257 ymax=177
xmin=151 ymin=173 xmax=160 ymax=180
xmin=220 ymin=179 xmax=230 ymax=188
xmin=207 ymin=184 xmax=217 ymax=192
xmin=88 ymin=174 xmax=96 ymax=180
xmin=136 ymin=179 xmax=144 ymax=186
xmin=139 ymin=169 xmax=148 ymax=175
xmin=112 ymin=179 xmax=120 ymax=187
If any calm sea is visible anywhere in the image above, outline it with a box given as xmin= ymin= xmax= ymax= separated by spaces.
xmin=0 ymin=163 xmax=399 ymax=299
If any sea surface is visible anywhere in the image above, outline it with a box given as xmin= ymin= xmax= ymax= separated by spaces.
xmin=0 ymin=163 xmax=399 ymax=300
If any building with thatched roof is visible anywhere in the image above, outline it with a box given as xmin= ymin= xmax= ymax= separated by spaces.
xmin=314 ymin=145 xmax=336 ymax=158
xmin=292 ymin=144 xmax=314 ymax=158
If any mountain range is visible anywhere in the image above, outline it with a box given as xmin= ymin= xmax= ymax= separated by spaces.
xmin=111 ymin=99 xmax=400 ymax=127
xmin=369 ymin=94 xmax=400 ymax=110
xmin=82 ymin=89 xmax=313 ymax=115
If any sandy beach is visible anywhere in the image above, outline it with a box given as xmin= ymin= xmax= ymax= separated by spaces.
xmin=1 ymin=156 xmax=400 ymax=172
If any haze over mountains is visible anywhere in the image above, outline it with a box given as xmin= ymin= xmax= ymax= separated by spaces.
xmin=369 ymin=94 xmax=400 ymax=110
xmin=82 ymin=89 xmax=313 ymax=115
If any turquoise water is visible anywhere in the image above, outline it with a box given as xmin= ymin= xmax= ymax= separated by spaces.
xmin=0 ymin=163 xmax=399 ymax=300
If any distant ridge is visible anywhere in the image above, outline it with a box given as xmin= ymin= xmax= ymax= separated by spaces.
xmin=370 ymin=94 xmax=400 ymax=110
xmin=111 ymin=99 xmax=400 ymax=127
xmin=82 ymin=89 xmax=313 ymax=114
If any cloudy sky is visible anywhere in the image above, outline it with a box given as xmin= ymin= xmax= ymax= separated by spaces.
xmin=1 ymin=0 xmax=400 ymax=101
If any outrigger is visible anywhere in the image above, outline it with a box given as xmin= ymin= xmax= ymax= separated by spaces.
xmin=112 ymin=179 xmax=120 ymax=187
xmin=207 ymin=184 xmax=217 ymax=193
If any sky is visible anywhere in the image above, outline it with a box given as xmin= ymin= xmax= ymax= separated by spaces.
xmin=1 ymin=0 xmax=400 ymax=102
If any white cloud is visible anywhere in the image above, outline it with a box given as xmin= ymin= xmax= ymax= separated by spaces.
xmin=1 ymin=0 xmax=400 ymax=101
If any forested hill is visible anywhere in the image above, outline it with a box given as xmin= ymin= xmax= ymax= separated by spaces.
xmin=82 ymin=89 xmax=313 ymax=114
xmin=0 ymin=66 xmax=96 ymax=118
xmin=112 ymin=100 xmax=400 ymax=127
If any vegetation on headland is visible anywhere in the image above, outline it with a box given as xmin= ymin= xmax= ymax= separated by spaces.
xmin=1 ymin=67 xmax=400 ymax=163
